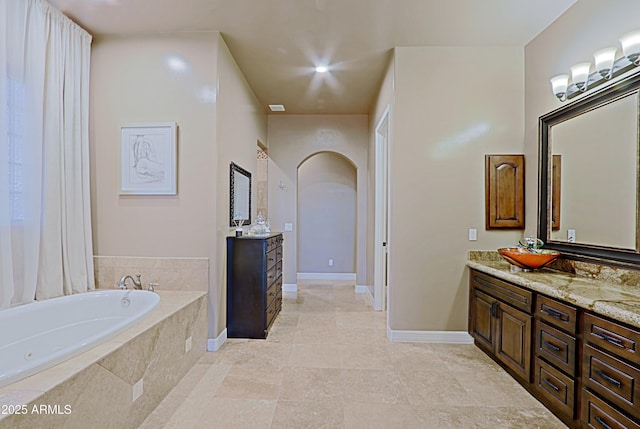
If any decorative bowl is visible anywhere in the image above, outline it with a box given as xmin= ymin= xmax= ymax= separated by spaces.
xmin=498 ymin=247 xmax=561 ymax=270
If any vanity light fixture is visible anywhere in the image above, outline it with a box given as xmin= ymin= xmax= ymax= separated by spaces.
xmin=620 ymin=31 xmax=640 ymax=65
xmin=315 ymin=65 xmax=328 ymax=73
xmin=594 ymin=47 xmax=617 ymax=79
xmin=550 ymin=29 xmax=640 ymax=102
xmin=570 ymin=62 xmax=591 ymax=92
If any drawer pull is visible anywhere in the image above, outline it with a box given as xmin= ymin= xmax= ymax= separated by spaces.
xmin=541 ymin=307 xmax=563 ymax=319
xmin=593 ymin=332 xmax=625 ymax=348
xmin=543 ymin=340 xmax=561 ymax=352
xmin=594 ymin=415 xmax=613 ymax=429
xmin=542 ymin=378 xmax=560 ymax=392
xmin=594 ymin=369 xmax=622 ymax=389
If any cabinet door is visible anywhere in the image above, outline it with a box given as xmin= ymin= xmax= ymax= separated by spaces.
xmin=497 ymin=301 xmax=532 ymax=381
xmin=485 ymin=154 xmax=525 ymax=229
xmin=470 ymin=290 xmax=496 ymax=352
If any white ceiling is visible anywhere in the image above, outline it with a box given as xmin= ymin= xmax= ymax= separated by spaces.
xmin=48 ymin=0 xmax=577 ymax=114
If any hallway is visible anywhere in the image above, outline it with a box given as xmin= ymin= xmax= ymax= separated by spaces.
xmin=140 ymin=281 xmax=566 ymax=428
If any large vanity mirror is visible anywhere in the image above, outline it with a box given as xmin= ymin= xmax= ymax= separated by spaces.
xmin=539 ymin=72 xmax=640 ymax=265
xmin=230 ymin=162 xmax=252 ymax=228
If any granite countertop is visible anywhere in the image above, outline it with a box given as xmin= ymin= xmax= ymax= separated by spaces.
xmin=466 ymin=256 xmax=640 ymax=330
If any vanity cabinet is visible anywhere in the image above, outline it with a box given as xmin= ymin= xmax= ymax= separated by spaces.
xmin=533 ymin=295 xmax=579 ymax=423
xmin=226 ymin=233 xmax=283 ymax=339
xmin=469 ymin=267 xmax=640 ymax=429
xmin=582 ymin=312 xmax=640 ymax=427
xmin=469 ymin=270 xmax=533 ymax=382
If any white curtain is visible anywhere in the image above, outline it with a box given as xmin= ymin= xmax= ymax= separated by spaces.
xmin=0 ymin=0 xmax=94 ymax=309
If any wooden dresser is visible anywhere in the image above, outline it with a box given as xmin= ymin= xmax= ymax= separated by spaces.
xmin=226 ymin=233 xmax=283 ymax=339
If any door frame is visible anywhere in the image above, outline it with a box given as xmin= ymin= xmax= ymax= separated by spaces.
xmin=373 ymin=105 xmax=390 ymax=311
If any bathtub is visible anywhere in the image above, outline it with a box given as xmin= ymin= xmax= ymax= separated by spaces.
xmin=0 ymin=289 xmax=160 ymax=388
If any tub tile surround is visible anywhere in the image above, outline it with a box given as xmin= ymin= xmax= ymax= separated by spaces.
xmin=467 ymin=251 xmax=640 ymax=329
xmin=94 ymin=256 xmax=209 ymax=292
xmin=0 ymin=291 xmax=207 ymax=429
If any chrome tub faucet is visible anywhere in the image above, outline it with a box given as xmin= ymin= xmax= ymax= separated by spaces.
xmin=118 ymin=274 xmax=142 ymax=290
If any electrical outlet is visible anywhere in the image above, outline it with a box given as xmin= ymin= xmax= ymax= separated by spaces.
xmin=284 ymin=223 xmax=293 ymax=231
xmin=568 ymin=229 xmax=576 ymax=243
xmin=328 ymin=259 xmax=334 ymax=267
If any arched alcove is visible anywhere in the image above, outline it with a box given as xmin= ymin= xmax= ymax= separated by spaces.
xmin=297 ymin=152 xmax=357 ymax=277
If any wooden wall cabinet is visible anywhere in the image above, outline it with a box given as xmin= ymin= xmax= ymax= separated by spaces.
xmin=226 ymin=233 xmax=283 ymax=339
xmin=485 ymin=154 xmax=525 ymax=229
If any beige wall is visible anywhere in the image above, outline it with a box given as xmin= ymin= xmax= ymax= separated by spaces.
xmin=385 ymin=46 xmax=525 ymax=331
xmin=267 ymin=115 xmax=368 ymax=285
xmin=90 ymin=33 xmax=219 ymax=258
xmin=298 ymin=152 xmax=357 ymax=274
xmin=524 ymin=0 xmax=640 ymax=239
xmin=90 ymin=32 xmax=266 ymax=340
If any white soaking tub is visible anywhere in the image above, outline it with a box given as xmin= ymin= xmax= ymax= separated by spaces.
xmin=0 ymin=289 xmax=160 ymax=388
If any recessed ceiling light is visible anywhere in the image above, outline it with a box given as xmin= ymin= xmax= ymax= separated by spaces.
xmin=315 ymin=66 xmax=328 ymax=73
xmin=269 ymin=104 xmax=286 ymax=112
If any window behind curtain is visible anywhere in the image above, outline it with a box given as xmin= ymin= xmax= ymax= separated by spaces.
xmin=6 ymin=77 xmax=25 ymax=223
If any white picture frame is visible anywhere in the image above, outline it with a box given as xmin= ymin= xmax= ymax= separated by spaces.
xmin=120 ymin=122 xmax=177 ymax=195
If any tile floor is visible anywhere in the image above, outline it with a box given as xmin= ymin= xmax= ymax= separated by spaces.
xmin=140 ymin=281 xmax=568 ymax=428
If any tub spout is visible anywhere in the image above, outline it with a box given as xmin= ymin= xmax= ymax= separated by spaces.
xmin=118 ymin=274 xmax=142 ymax=290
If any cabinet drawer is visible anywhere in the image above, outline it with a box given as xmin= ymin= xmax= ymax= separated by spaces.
xmin=584 ymin=313 xmax=639 ymax=364
xmin=536 ymin=321 xmax=577 ymax=376
xmin=267 ymin=248 xmax=278 ymax=269
xmin=534 ymin=357 xmax=576 ymax=419
xmin=266 ymin=265 xmax=277 ymax=287
xmin=584 ymin=344 xmax=640 ymax=418
xmin=471 ymin=271 xmax=533 ymax=313
xmin=536 ymin=295 xmax=577 ymax=334
xmin=266 ymin=236 xmax=279 ymax=253
xmin=276 ymin=245 xmax=283 ymax=263
xmin=266 ymin=289 xmax=282 ymax=330
xmin=266 ymin=276 xmax=282 ymax=308
xmin=582 ymin=389 xmax=640 ymax=429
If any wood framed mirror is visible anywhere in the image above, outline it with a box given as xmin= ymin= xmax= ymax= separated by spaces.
xmin=230 ymin=162 xmax=252 ymax=228
xmin=538 ymin=71 xmax=640 ymax=265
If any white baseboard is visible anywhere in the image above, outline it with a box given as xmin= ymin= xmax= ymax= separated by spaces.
xmin=354 ymin=284 xmax=368 ymax=294
xmin=207 ymin=328 xmax=227 ymax=351
xmin=387 ymin=328 xmax=474 ymax=344
xmin=282 ymin=283 xmax=298 ymax=292
xmin=297 ymin=272 xmax=356 ymax=281
xmin=362 ymin=285 xmax=375 ymax=306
